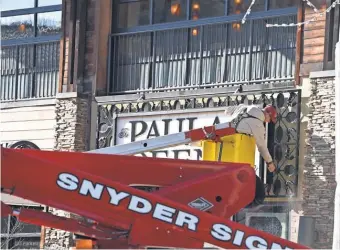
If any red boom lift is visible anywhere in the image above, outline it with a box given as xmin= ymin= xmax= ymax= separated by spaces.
xmin=1 ymin=122 xmax=308 ymax=249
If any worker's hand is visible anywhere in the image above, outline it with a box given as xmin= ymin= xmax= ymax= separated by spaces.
xmin=267 ymin=162 xmax=276 ymax=173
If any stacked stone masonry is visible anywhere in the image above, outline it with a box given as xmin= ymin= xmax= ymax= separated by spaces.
xmin=44 ymin=208 xmax=72 ymax=250
xmin=44 ymin=97 xmax=89 ymax=249
xmin=303 ymin=76 xmax=336 ymax=249
xmin=54 ymin=97 xmax=88 ymax=152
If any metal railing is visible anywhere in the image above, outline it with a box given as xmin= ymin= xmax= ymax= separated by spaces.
xmin=108 ymin=15 xmax=297 ymax=94
xmin=0 ymin=40 xmax=60 ymax=101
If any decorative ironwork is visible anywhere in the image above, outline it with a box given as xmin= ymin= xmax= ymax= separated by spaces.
xmin=9 ymin=141 xmax=41 ymax=150
xmin=96 ymin=89 xmax=301 ymax=198
xmin=1 ymin=140 xmax=41 ymax=150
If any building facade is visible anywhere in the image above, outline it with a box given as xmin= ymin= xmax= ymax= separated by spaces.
xmin=1 ymin=0 xmax=339 ymax=249
xmin=0 ymin=0 xmax=62 ymax=248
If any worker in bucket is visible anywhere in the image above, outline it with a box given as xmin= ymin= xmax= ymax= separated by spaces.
xmin=224 ymin=103 xmax=278 ymax=207
xmin=225 ymin=104 xmax=277 ymax=173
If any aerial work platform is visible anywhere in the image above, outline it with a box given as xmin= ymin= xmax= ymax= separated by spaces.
xmin=1 ymin=122 xmax=308 ymax=249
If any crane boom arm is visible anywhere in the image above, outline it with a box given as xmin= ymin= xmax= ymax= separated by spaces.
xmin=89 ymin=122 xmax=236 ymax=155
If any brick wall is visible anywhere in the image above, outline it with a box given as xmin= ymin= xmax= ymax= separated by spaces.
xmin=300 ymin=2 xmax=327 ymax=76
xmin=303 ymin=75 xmax=336 ymax=249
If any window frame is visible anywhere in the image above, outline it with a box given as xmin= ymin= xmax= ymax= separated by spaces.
xmin=0 ymin=0 xmax=62 ymax=46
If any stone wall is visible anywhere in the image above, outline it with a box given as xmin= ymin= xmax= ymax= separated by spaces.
xmin=303 ymin=75 xmax=336 ymax=249
xmin=43 ymin=208 xmax=72 ymax=250
xmin=44 ymin=95 xmax=89 ymax=249
xmin=54 ymin=96 xmax=89 ymax=152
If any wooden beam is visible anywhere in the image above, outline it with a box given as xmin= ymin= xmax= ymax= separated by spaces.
xmin=72 ymin=0 xmax=88 ymax=91
xmin=295 ymin=0 xmax=303 ymax=85
xmin=58 ymin=0 xmax=67 ymax=93
xmin=67 ymin=0 xmax=77 ymax=92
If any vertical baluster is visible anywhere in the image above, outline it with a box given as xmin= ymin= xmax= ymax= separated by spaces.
xmin=134 ymin=34 xmax=138 ymax=91
xmin=180 ymin=29 xmax=184 ymax=88
xmin=250 ymin=20 xmax=256 ymax=83
xmin=267 ymin=20 xmax=273 ymax=80
xmin=232 ymin=24 xmax=237 ymax=82
xmin=117 ymin=36 xmax=121 ymax=92
xmin=151 ymin=31 xmax=156 ymax=90
xmin=2 ymin=48 xmax=8 ymax=100
xmin=14 ymin=46 xmax=19 ymax=100
xmin=170 ymin=29 xmax=174 ymax=88
xmin=107 ymin=36 xmax=113 ymax=94
xmin=185 ymin=27 xmax=190 ymax=87
xmin=199 ymin=25 xmax=203 ymax=86
xmin=17 ymin=46 xmax=21 ymax=99
xmin=39 ymin=44 xmax=48 ymax=97
xmin=273 ymin=17 xmax=279 ymax=79
xmin=261 ymin=19 xmax=268 ymax=80
xmin=165 ymin=30 xmax=169 ymax=89
xmin=140 ymin=34 xmax=145 ymax=90
xmin=213 ymin=25 xmax=217 ymax=85
xmin=223 ymin=23 xmax=229 ymax=83
xmin=236 ymin=23 xmax=241 ymax=82
xmin=48 ymin=42 xmax=52 ymax=97
xmin=129 ymin=35 xmax=132 ymax=91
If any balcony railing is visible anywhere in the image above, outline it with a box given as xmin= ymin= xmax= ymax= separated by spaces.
xmin=0 ymin=40 xmax=60 ymax=101
xmin=108 ymin=14 xmax=297 ymax=94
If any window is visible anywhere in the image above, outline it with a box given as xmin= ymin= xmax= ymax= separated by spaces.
xmin=38 ymin=0 xmax=63 ymax=7
xmin=228 ymin=0 xmax=265 ymax=15
xmin=191 ymin=0 xmax=225 ymax=19
xmin=1 ymin=1 xmax=62 ymax=41
xmin=117 ymin=0 xmax=150 ymax=28
xmin=269 ymin=0 xmax=297 ymax=9
xmin=109 ymin=0 xmax=299 ymax=93
xmin=37 ymin=11 xmax=62 ymax=36
xmin=1 ymin=0 xmax=35 ymax=11
xmin=153 ymin=0 xmax=187 ymax=24
xmin=1 ymin=15 xmax=35 ymax=40
xmin=0 ymin=0 xmax=61 ymax=101
xmin=114 ymin=0 xmax=299 ymax=30
xmin=1 ymin=206 xmax=42 ymax=249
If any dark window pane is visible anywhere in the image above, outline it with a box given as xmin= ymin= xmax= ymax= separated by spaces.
xmin=153 ymin=0 xmax=187 ymax=24
xmin=18 ymin=222 xmax=41 ymax=234
xmin=269 ymin=0 xmax=297 ymax=9
xmin=228 ymin=0 xmax=265 ymax=15
xmin=191 ymin=0 xmax=225 ymax=19
xmin=0 ymin=15 xmax=35 ymax=40
xmin=1 ymin=0 xmax=35 ymax=11
xmin=38 ymin=0 xmax=62 ymax=6
xmin=117 ymin=0 xmax=149 ymax=28
xmin=37 ymin=11 xmax=62 ymax=36
xmin=1 ymin=217 xmax=9 ymax=234
xmin=12 ymin=237 xmax=41 ymax=249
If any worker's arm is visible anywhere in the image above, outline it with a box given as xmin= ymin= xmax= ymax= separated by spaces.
xmin=251 ymin=122 xmax=273 ymax=164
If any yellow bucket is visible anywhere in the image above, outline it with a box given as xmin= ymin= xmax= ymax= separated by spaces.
xmin=202 ymin=133 xmax=256 ymax=168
